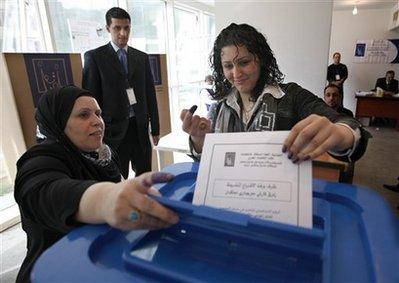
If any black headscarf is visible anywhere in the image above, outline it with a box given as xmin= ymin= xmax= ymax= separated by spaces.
xmin=36 ymin=85 xmax=94 ymax=143
xmin=17 ymin=85 xmax=121 ymax=183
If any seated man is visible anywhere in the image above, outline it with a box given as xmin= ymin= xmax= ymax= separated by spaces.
xmin=375 ymin=70 xmax=399 ymax=95
xmin=373 ymin=70 xmax=398 ymax=126
xmin=324 ymin=84 xmax=354 ymax=117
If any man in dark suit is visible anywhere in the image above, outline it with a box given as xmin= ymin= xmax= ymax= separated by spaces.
xmin=82 ymin=7 xmax=159 ymax=178
xmin=375 ymin=70 xmax=398 ymax=94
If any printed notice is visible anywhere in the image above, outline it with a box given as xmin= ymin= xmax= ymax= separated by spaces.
xmin=193 ymin=131 xmax=312 ymax=228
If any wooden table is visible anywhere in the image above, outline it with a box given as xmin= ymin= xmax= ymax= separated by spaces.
xmin=155 ymin=132 xmax=351 ymax=183
xmin=312 ymin=153 xmax=351 ymax=183
xmin=355 ymin=95 xmax=399 ymax=130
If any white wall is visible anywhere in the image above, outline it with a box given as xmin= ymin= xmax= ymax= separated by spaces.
xmin=215 ymin=1 xmax=333 ymax=97
xmin=0 ymin=54 xmax=26 ymax=181
xmin=329 ymin=7 xmax=399 ymax=112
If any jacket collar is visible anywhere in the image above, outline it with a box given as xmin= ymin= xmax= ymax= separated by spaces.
xmin=224 ymin=84 xmax=286 ymax=112
xmin=261 ymin=84 xmax=285 ymax=99
xmin=106 ymin=42 xmax=138 ymax=79
xmin=110 ymin=41 xmax=128 ymax=53
xmin=106 ymin=43 xmax=125 ymax=75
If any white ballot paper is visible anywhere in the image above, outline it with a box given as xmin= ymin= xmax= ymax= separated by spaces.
xmin=193 ymin=131 xmax=312 ymax=228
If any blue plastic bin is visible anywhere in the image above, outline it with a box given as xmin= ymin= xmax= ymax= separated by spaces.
xmin=32 ymin=162 xmax=399 ymax=283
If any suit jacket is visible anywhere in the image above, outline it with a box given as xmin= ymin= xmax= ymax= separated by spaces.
xmin=375 ymin=77 xmax=399 ymax=94
xmin=82 ymin=43 xmax=159 ymax=149
xmin=336 ymin=106 xmax=353 ymax=118
xmin=327 ymin=63 xmax=348 ymax=83
xmin=327 ymin=63 xmax=348 ymax=94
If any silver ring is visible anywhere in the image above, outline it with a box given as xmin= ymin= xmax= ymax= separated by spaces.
xmin=129 ymin=210 xmax=140 ymax=222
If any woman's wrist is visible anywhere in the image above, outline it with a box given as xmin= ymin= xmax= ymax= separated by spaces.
xmin=76 ymin=182 xmax=115 ymax=224
xmin=333 ymin=123 xmax=355 ymax=151
xmin=190 ymin=135 xmax=205 ymax=153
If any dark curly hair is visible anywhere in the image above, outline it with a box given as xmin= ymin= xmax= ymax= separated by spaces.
xmin=210 ymin=23 xmax=284 ymax=100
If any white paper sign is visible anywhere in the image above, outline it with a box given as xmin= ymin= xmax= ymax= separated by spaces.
xmin=193 ymin=131 xmax=312 ymax=228
xmin=68 ymin=20 xmax=108 ymax=53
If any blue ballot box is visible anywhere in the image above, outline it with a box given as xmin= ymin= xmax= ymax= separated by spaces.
xmin=32 ymin=162 xmax=398 ymax=283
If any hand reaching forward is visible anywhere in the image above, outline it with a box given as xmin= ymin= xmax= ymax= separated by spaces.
xmin=283 ymin=114 xmax=354 ymax=163
xmin=77 ymin=172 xmax=179 ymax=231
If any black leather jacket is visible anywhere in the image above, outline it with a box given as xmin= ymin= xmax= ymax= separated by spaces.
xmin=203 ymin=82 xmax=370 ymax=162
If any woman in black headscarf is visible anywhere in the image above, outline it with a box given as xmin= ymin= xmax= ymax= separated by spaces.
xmin=14 ymin=85 xmax=178 ymax=283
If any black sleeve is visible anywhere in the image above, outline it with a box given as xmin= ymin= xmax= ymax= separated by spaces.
xmin=82 ymin=50 xmax=103 ymax=108
xmin=341 ymin=64 xmax=348 ymax=81
xmin=326 ymin=65 xmax=333 ymax=82
xmin=14 ymin=156 xmax=97 ymax=234
xmin=345 ymin=108 xmax=354 ymax=118
xmin=335 ymin=126 xmax=371 ymax=163
xmin=374 ymin=78 xmax=381 ymax=90
xmin=394 ymin=80 xmax=399 ymax=94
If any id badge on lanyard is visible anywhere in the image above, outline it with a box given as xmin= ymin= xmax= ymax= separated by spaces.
xmin=124 ymin=78 xmax=137 ymax=105
xmin=126 ymin=88 xmax=137 ymax=105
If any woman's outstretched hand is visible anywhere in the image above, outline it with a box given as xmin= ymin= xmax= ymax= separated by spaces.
xmin=77 ymin=172 xmax=179 ymax=231
xmin=283 ymin=114 xmax=354 ymax=163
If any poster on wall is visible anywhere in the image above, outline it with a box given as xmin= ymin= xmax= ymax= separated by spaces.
xmin=354 ymin=39 xmax=399 ymax=64
xmin=68 ymin=20 xmax=108 ymax=53
xmin=23 ymin=54 xmax=74 ymax=107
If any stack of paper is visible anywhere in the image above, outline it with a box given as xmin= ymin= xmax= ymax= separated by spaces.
xmin=355 ymin=91 xmax=375 ymax=97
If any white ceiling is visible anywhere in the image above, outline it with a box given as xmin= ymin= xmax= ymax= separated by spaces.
xmin=333 ymin=0 xmax=397 ymax=10
xmin=195 ymin=0 xmax=215 ymax=7
xmin=196 ymin=0 xmax=397 ymax=10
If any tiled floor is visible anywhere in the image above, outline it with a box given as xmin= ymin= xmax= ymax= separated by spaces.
xmin=352 ymin=126 xmax=399 ymax=216
xmin=1 ymin=223 xmax=26 ymax=283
